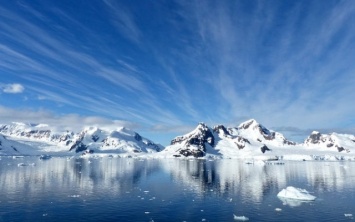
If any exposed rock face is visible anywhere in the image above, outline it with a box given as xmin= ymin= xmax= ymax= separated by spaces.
xmin=304 ymin=131 xmax=352 ymax=153
xmin=165 ymin=120 xmax=299 ymax=158
xmin=258 ymin=125 xmax=275 ymax=140
xmin=260 ymin=145 xmax=271 ymax=153
xmin=336 ymin=146 xmax=345 ymax=152
xmin=179 ymin=149 xmax=204 ymax=158
xmin=0 ymin=123 xmax=162 ymax=154
xmin=234 ymin=136 xmax=250 ymax=149
xmin=170 ymin=123 xmax=215 ymax=157
xmin=306 ymin=131 xmax=322 ymax=144
xmin=237 ymin=119 xmax=284 ymax=142
xmin=239 ymin=119 xmax=255 ymax=130
xmin=283 ymin=139 xmax=296 ymax=145
xmin=69 ymin=132 xmax=87 ymax=153
xmin=213 ymin=125 xmax=231 ymax=137
xmin=134 ymin=133 xmax=142 ymax=142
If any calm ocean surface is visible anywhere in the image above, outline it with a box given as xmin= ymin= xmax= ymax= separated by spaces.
xmin=0 ymin=156 xmax=354 ymax=222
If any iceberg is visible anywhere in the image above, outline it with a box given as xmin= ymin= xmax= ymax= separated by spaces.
xmin=233 ymin=214 xmax=249 ymax=221
xmin=277 ymin=186 xmax=316 ymax=201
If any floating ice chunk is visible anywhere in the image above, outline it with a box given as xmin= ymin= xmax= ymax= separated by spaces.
xmin=344 ymin=214 xmax=353 ymax=217
xmin=145 ymin=212 xmax=150 ymax=214
xmin=275 ymin=208 xmax=282 ymax=212
xmin=68 ymin=195 xmax=81 ymax=198
xmin=39 ymin=154 xmax=51 ymax=160
xmin=17 ymin=163 xmax=27 ymax=167
xmin=233 ymin=214 xmax=249 ymax=221
xmin=13 ymin=156 xmax=24 ymax=159
xmin=277 ymin=186 xmax=316 ymax=201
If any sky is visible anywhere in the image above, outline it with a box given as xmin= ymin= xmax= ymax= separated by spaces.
xmin=0 ymin=0 xmax=354 ymax=145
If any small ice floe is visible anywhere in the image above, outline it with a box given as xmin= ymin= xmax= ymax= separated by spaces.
xmin=275 ymin=208 xmax=282 ymax=212
xmin=39 ymin=154 xmax=52 ymax=160
xmin=68 ymin=195 xmax=81 ymax=198
xmin=344 ymin=214 xmax=353 ymax=217
xmin=144 ymin=212 xmax=150 ymax=214
xmin=144 ymin=191 xmax=149 ymax=193
xmin=233 ymin=214 xmax=249 ymax=221
xmin=277 ymin=186 xmax=316 ymax=201
xmin=17 ymin=163 xmax=27 ymax=167
xmin=13 ymin=156 xmax=24 ymax=159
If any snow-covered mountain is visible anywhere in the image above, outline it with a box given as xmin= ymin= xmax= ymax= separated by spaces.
xmin=1 ymin=120 xmax=355 ymax=160
xmin=0 ymin=134 xmax=40 ymax=156
xmin=158 ymin=119 xmax=355 ymax=160
xmin=304 ymin=131 xmax=355 ymax=153
xmin=0 ymin=122 xmax=163 ymax=156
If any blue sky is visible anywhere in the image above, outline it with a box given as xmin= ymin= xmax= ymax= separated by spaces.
xmin=0 ymin=0 xmax=354 ymax=145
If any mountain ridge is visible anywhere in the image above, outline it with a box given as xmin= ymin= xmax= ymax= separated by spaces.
xmin=1 ymin=119 xmax=355 ymax=160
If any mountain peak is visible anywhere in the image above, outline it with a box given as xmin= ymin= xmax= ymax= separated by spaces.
xmin=238 ymin=119 xmax=259 ymax=130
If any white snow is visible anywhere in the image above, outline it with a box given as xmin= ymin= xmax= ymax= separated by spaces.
xmin=1 ymin=119 xmax=355 ymax=160
xmin=277 ymin=186 xmax=316 ymax=201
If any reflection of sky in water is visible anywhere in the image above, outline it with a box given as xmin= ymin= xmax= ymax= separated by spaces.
xmin=0 ymin=157 xmax=354 ymax=221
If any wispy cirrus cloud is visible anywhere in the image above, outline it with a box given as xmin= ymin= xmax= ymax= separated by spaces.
xmin=0 ymin=1 xmax=354 ymax=144
xmin=172 ymin=0 xmax=355 ymax=130
xmin=102 ymin=0 xmax=142 ymax=44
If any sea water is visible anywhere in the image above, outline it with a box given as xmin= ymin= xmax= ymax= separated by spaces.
xmin=0 ymin=156 xmax=354 ymax=221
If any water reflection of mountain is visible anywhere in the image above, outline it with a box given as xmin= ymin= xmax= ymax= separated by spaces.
xmin=1 ymin=158 xmax=354 ymax=205
xmin=0 ymin=157 xmax=160 ymax=198
xmin=161 ymin=160 xmax=355 ymax=203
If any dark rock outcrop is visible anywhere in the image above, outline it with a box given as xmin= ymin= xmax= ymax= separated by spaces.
xmin=234 ymin=136 xmax=250 ymax=149
xmin=213 ymin=125 xmax=231 ymax=137
xmin=260 ymin=145 xmax=271 ymax=153
xmin=179 ymin=148 xmax=204 ymax=158
xmin=170 ymin=123 xmax=215 ymax=157
xmin=307 ymin=131 xmax=322 ymax=144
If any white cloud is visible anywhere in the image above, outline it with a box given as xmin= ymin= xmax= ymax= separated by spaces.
xmin=0 ymin=106 xmax=138 ymax=133
xmin=2 ymin=83 xmax=25 ymax=94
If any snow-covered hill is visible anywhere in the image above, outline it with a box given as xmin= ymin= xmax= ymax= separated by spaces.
xmin=0 ymin=122 xmax=163 ymax=156
xmin=1 ymin=120 xmax=355 ymax=160
xmin=0 ymin=134 xmax=40 ymax=156
xmin=158 ymin=119 xmax=355 ymax=160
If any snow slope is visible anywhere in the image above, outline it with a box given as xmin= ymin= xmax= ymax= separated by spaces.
xmin=1 ymin=120 xmax=355 ymax=160
xmin=158 ymin=119 xmax=355 ymax=160
xmin=0 ymin=123 xmax=163 ymax=156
